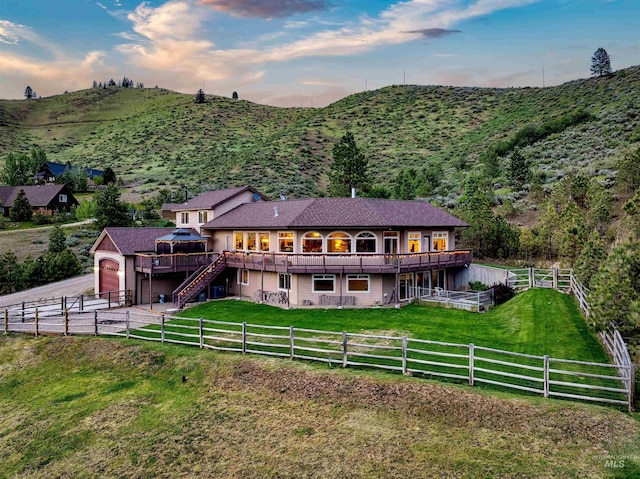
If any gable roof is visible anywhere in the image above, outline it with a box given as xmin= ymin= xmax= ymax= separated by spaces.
xmin=91 ymin=227 xmax=198 ymax=256
xmin=40 ymin=161 xmax=104 ymax=179
xmin=0 ymin=185 xmax=77 ymax=208
xmin=169 ymin=186 xmax=269 ymax=212
xmin=203 ymin=198 xmax=468 ymax=230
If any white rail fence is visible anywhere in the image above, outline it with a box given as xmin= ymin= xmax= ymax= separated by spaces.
xmin=3 ymin=309 xmax=634 ymax=411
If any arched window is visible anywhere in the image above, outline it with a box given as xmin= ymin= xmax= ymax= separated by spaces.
xmin=302 ymin=231 xmax=323 ymax=253
xmin=355 ymin=231 xmax=377 ymax=253
xmin=327 ymin=232 xmax=351 ymax=253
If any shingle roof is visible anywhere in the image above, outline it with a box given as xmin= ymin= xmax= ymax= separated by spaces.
xmin=0 ymin=185 xmax=76 ymax=208
xmin=92 ymin=227 xmax=199 ymax=255
xmin=170 ymin=186 xmax=269 ymax=212
xmin=203 ymin=198 xmax=468 ymax=230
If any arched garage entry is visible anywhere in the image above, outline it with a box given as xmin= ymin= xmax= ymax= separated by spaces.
xmin=99 ymin=258 xmax=120 ymax=297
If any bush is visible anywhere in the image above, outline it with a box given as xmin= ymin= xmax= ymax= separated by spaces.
xmin=32 ymin=214 xmax=51 ymax=225
xmin=491 ymin=283 xmax=516 ymax=305
xmin=468 ymin=281 xmax=488 ymax=291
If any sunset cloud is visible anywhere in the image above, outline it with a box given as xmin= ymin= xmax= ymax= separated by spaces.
xmin=406 ymin=28 xmax=461 ymax=39
xmin=196 ymin=0 xmax=331 ymax=19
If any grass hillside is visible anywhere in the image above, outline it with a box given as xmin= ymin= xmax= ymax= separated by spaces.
xmin=1 ymin=334 xmax=638 ymax=478
xmin=1 ymin=67 xmax=640 ymax=200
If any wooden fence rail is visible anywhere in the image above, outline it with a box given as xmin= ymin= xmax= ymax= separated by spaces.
xmin=3 ymin=309 xmax=634 ymax=411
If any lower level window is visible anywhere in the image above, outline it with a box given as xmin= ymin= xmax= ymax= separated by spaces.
xmin=278 ymin=273 xmax=291 ymax=291
xmin=238 ymin=269 xmax=249 ymax=285
xmin=312 ymin=274 xmax=335 ymax=293
xmin=347 ymin=274 xmax=370 ymax=292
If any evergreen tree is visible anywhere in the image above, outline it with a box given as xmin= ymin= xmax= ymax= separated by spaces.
xmin=48 ymin=225 xmax=67 ymax=253
xmin=102 ymin=167 xmax=117 ymax=185
xmin=94 ymin=184 xmax=132 ymax=230
xmin=507 ymin=147 xmax=530 ymax=188
xmin=195 ymin=88 xmax=206 ymax=104
xmin=0 ymin=252 xmax=23 ymax=294
xmin=528 ymin=170 xmax=545 ymax=204
xmin=535 ymin=201 xmax=560 ymax=259
xmin=572 ymin=231 xmax=606 ymax=288
xmin=557 ymin=200 xmax=587 ymax=260
xmin=590 ymin=47 xmax=612 ymax=77
xmin=393 ymin=169 xmax=415 ymax=200
xmin=615 ymin=146 xmax=640 ymax=194
xmin=232 ymin=91 xmax=239 ymax=100
xmin=623 ymin=189 xmax=640 ymax=239
xmin=10 ymin=189 xmax=32 ymax=222
xmin=518 ymin=227 xmax=536 ymax=259
xmin=328 ymin=132 xmax=370 ymax=197
xmin=24 ymin=86 xmax=34 ymax=100
xmin=588 ymin=242 xmax=640 ymax=334
xmin=586 ymin=179 xmax=613 ymax=234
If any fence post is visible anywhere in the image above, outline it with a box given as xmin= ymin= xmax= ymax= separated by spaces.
xmin=342 ymin=332 xmax=348 ymax=367
xmin=553 ymin=268 xmax=558 ymax=290
xmin=4 ymin=309 xmax=7 ymax=335
xmin=79 ymin=295 xmax=84 ymax=312
xmin=529 ymin=268 xmax=534 ymax=288
xmin=21 ymin=301 xmax=25 ymax=323
xmin=242 ymin=322 xmax=247 ymax=354
xmin=94 ymin=310 xmax=98 ymax=336
xmin=161 ymin=314 xmax=165 ymax=343
xmin=469 ymin=343 xmax=475 ymax=386
xmin=199 ymin=318 xmax=204 ymax=348
xmin=402 ymin=336 xmax=407 ymax=375
xmin=61 ymin=296 xmax=65 ymax=313
xmin=543 ymin=355 xmax=549 ymax=398
xmin=64 ymin=309 xmax=69 ymax=336
xmin=34 ymin=308 xmax=39 ymax=337
xmin=629 ymin=364 xmax=636 ymax=413
xmin=126 ymin=311 xmax=130 ymax=339
xmin=290 ymin=326 xmax=295 ymax=360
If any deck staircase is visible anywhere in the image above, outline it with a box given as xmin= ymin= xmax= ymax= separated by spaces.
xmin=172 ymin=254 xmax=227 ymax=309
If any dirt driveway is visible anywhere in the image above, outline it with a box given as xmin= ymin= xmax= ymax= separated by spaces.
xmin=0 ymin=274 xmax=94 ymax=309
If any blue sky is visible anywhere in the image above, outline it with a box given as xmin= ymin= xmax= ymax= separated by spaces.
xmin=1 ymin=0 xmax=639 ymax=107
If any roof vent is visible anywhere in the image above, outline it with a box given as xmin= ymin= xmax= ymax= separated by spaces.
xmin=274 ymin=206 xmax=279 ymax=217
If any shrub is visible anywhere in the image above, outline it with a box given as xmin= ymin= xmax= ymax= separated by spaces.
xmin=491 ymin=283 xmax=515 ymax=305
xmin=468 ymin=281 xmax=488 ymax=291
xmin=32 ymin=214 xmax=51 ymax=225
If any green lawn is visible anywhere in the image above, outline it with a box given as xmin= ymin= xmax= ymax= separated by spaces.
xmin=179 ymin=288 xmax=607 ymax=363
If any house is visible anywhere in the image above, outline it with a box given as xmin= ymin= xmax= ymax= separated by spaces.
xmin=92 ymin=187 xmax=471 ymax=309
xmin=0 ymin=184 xmax=79 ymax=217
xmin=35 ymin=161 xmax=104 ymax=183
xmin=161 ymin=186 xmax=269 ymax=233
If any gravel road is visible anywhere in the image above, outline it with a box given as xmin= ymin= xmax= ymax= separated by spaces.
xmin=0 ymin=274 xmax=94 ymax=309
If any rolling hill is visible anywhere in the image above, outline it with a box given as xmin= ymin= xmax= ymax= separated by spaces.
xmin=1 ymin=66 xmax=640 ymax=201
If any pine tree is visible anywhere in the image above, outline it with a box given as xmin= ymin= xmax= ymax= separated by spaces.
xmin=232 ymin=91 xmax=239 ymax=100
xmin=615 ymin=146 xmax=640 ymax=194
xmin=590 ymin=48 xmax=612 ymax=77
xmin=572 ymin=231 xmax=606 ymax=288
xmin=102 ymin=167 xmax=117 ymax=185
xmin=48 ymin=225 xmax=67 ymax=254
xmin=507 ymin=147 xmax=530 ymax=188
xmin=195 ymin=88 xmax=206 ymax=104
xmin=558 ymin=200 xmax=587 ymax=260
xmin=94 ymin=184 xmax=131 ymax=230
xmin=24 ymin=86 xmax=34 ymax=100
xmin=10 ymin=189 xmax=32 ymax=222
xmin=328 ymin=132 xmax=370 ymax=197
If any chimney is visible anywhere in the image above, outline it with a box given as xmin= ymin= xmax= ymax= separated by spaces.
xmin=351 ymin=187 xmax=356 ymax=198
xmin=274 ymin=206 xmax=279 ymax=217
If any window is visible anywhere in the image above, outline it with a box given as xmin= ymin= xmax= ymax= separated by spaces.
xmin=432 ymin=232 xmax=448 ymax=251
xmin=246 ymin=232 xmax=257 ymax=251
xmin=347 ymin=274 xmax=370 ymax=293
xmin=237 ymin=269 xmax=249 ymax=285
xmin=198 ymin=211 xmax=208 ymax=223
xmin=59 ymin=194 xmax=67 ymax=203
xmin=355 ymin=232 xmax=377 ymax=253
xmin=327 ymin=232 xmax=351 ymax=253
xmin=258 ymin=232 xmax=270 ymax=251
xmin=279 ymin=232 xmax=294 ymax=252
xmin=312 ymin=274 xmax=335 ymax=293
xmin=302 ymin=231 xmax=323 ymax=253
xmin=234 ymin=231 xmax=244 ymax=250
xmin=278 ymin=273 xmax=291 ymax=291
xmin=383 ymin=231 xmax=399 ymax=254
xmin=180 ymin=212 xmax=189 ymax=224
xmin=408 ymin=232 xmax=421 ymax=253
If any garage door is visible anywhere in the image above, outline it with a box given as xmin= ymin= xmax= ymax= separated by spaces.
xmin=99 ymin=259 xmax=120 ymax=298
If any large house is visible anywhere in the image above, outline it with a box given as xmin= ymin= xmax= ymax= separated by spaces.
xmin=35 ymin=161 xmax=104 ymax=184
xmin=0 ymin=184 xmax=78 ymax=217
xmin=92 ymin=187 xmax=471 ymax=308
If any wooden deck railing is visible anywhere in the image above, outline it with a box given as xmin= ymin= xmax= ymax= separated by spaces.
xmin=134 ymin=252 xmax=217 ymax=273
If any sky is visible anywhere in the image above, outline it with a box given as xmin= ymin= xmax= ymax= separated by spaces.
xmin=1 ymin=0 xmax=639 ymax=107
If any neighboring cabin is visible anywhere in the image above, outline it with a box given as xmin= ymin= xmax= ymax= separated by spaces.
xmin=93 ymin=186 xmax=471 ymax=308
xmin=0 ymin=184 xmax=78 ymax=217
xmin=35 ymin=161 xmax=104 ymax=184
